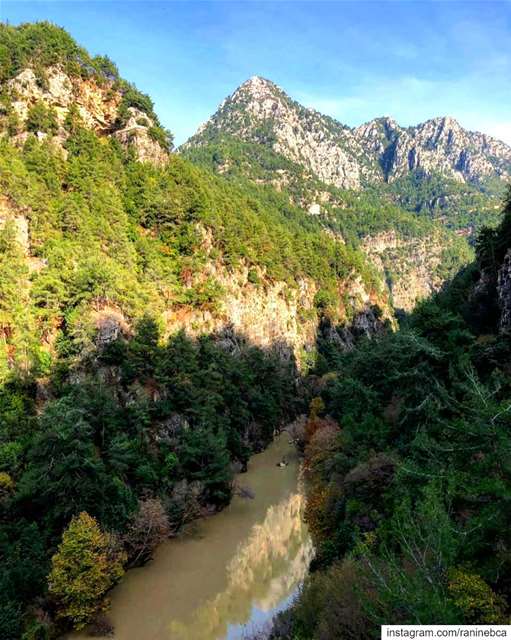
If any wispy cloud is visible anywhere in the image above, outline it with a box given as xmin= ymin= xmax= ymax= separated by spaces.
xmin=462 ymin=119 xmax=511 ymax=145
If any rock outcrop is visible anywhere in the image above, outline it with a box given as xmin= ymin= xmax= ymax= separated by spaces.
xmin=361 ymin=231 xmax=447 ymax=312
xmin=162 ymin=259 xmax=390 ymax=364
xmin=187 ymin=76 xmax=511 ymax=190
xmin=355 ymin=116 xmax=511 ymax=184
xmin=5 ymin=66 xmax=168 ymax=165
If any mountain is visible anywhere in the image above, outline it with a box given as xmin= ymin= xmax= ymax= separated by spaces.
xmin=184 ymin=76 xmax=508 ymax=242
xmin=186 ymin=76 xmax=511 ymax=191
xmin=0 ymin=24 xmax=394 ymax=373
xmin=0 ymin=23 xmax=402 ymax=638
xmin=183 ymin=77 xmax=495 ymax=311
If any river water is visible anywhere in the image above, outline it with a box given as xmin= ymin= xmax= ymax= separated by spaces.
xmin=78 ymin=433 xmax=312 ymax=640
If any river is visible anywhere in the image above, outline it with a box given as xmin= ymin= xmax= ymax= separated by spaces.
xmin=76 ymin=433 xmax=312 ymax=640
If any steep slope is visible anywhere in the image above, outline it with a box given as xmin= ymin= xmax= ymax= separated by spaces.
xmin=272 ymin=189 xmax=511 ymax=639
xmin=0 ymin=23 xmax=398 ymax=639
xmin=0 ymin=22 xmax=172 ymax=164
xmin=355 ymin=114 xmax=511 ymax=185
xmin=186 ymin=76 xmax=511 ymax=192
xmin=0 ymin=23 xmax=393 ymax=380
xmin=183 ymin=76 xmax=511 ymax=310
xmin=185 ymin=76 xmax=378 ymax=190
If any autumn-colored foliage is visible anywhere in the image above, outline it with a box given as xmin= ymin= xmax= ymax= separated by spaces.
xmin=48 ymin=512 xmax=126 ymax=630
xmin=304 ymin=483 xmax=333 ymax=544
xmin=448 ymin=569 xmax=508 ymax=624
xmin=304 ymin=420 xmax=340 ymax=471
xmin=124 ymin=498 xmax=171 ymax=567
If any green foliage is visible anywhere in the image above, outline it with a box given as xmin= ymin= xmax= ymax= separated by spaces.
xmin=1 ymin=317 xmax=296 ymax=634
xmin=148 ymin=125 xmax=174 ymax=151
xmin=48 ymin=512 xmax=125 ymax=630
xmin=183 ymin=134 xmax=473 ymax=291
xmin=0 ymin=124 xmax=387 ymax=376
xmin=0 ymin=22 xmax=119 ymax=83
xmin=178 ymin=426 xmax=232 ymax=504
xmin=0 ymin=522 xmax=48 ymax=640
xmin=16 ymin=394 xmax=137 ymax=532
xmin=388 ymin=169 xmax=505 ymax=236
xmin=283 ymin=192 xmax=511 ymax=634
xmin=448 ymin=569 xmax=507 ymax=624
xmin=0 ymin=22 xmax=506 ymax=640
xmin=26 ymin=101 xmax=58 ymax=135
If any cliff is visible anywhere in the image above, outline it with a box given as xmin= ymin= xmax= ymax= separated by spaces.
xmin=4 ymin=66 xmax=169 ymax=165
xmin=0 ymin=24 xmax=393 ymax=383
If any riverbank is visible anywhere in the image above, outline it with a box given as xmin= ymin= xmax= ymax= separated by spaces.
xmin=71 ymin=433 xmax=312 ymax=640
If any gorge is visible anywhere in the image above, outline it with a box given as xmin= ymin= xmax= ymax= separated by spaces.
xmin=0 ymin=19 xmax=511 ymax=640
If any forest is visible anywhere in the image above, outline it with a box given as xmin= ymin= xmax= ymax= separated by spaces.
xmin=1 ymin=20 xmax=510 ymax=640
xmin=271 ymin=192 xmax=511 ymax=638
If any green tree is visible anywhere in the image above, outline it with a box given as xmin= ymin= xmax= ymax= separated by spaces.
xmin=26 ymin=101 xmax=58 ymax=135
xmin=48 ymin=512 xmax=126 ymax=630
xmin=178 ymin=426 xmax=232 ymax=505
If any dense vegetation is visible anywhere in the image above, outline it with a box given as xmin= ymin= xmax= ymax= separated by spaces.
xmin=1 ymin=317 xmax=297 ymax=637
xmin=184 ymin=135 xmax=439 ymax=242
xmin=184 ymin=135 xmax=471 ymax=242
xmin=0 ymin=22 xmax=172 ymax=148
xmin=0 ymin=21 xmax=505 ymax=640
xmin=0 ymin=125 xmax=385 ymax=381
xmin=272 ymin=192 xmax=511 ymax=638
xmin=0 ymin=24 xmax=390 ymax=638
xmin=184 ymin=134 xmax=473 ymax=292
xmin=386 ymin=169 xmax=505 ymax=236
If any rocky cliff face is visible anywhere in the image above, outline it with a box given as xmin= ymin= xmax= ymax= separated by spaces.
xmin=356 ymin=116 xmax=511 ymax=184
xmin=185 ymin=77 xmax=482 ymax=313
xmin=361 ymin=231 xmax=447 ymax=312
xmin=162 ymin=260 xmax=388 ymax=364
xmin=80 ymin=260 xmax=389 ymax=371
xmin=186 ymin=76 xmax=376 ymax=190
xmin=497 ymin=249 xmax=511 ymax=332
xmin=187 ymin=76 xmax=511 ymax=190
xmin=4 ymin=66 xmax=168 ymax=165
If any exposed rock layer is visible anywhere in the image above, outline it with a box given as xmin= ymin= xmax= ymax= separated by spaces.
xmin=6 ymin=66 xmax=168 ymax=165
xmin=187 ymin=76 xmax=511 ymax=190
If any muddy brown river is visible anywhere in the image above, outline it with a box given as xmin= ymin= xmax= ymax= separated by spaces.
xmin=76 ymin=433 xmax=312 ymax=640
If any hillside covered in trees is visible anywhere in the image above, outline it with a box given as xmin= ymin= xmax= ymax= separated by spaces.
xmin=0 ymin=22 xmax=393 ymax=639
xmin=0 ymin=20 xmax=509 ymax=640
xmin=182 ymin=75 xmax=511 ymax=311
xmin=271 ymin=192 xmax=511 ymax=638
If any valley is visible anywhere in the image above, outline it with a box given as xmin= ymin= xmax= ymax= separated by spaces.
xmin=0 ymin=17 xmax=510 ymax=640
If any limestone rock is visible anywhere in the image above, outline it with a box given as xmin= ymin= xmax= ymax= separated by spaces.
xmin=361 ymin=230 xmax=447 ymax=312
xmin=5 ymin=66 xmax=168 ymax=166
xmin=186 ymin=77 xmax=511 ymax=189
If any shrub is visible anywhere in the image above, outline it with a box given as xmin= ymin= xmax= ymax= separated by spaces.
xmin=448 ymin=569 xmax=507 ymax=624
xmin=26 ymin=101 xmax=58 ymax=135
xmin=123 ymin=498 xmax=170 ymax=567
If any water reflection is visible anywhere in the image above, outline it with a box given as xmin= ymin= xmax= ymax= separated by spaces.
xmin=77 ymin=435 xmax=311 ymax=640
xmin=168 ymin=492 xmax=313 ymax=640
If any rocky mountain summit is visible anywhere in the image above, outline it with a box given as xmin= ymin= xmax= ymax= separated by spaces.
xmin=0 ymin=21 xmax=172 ymax=166
xmin=187 ymin=76 xmax=511 ymax=190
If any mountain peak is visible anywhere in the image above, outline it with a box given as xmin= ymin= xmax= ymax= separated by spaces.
xmin=240 ymin=75 xmax=275 ymax=89
xmin=233 ymin=75 xmax=284 ymax=101
xmin=186 ymin=76 xmax=511 ymax=189
xmin=425 ymin=115 xmax=461 ymax=130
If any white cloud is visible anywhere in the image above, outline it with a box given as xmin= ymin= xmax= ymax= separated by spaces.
xmin=464 ymin=120 xmax=511 ymax=145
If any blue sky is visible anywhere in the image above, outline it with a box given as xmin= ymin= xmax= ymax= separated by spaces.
xmin=2 ymin=1 xmax=511 ymax=146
